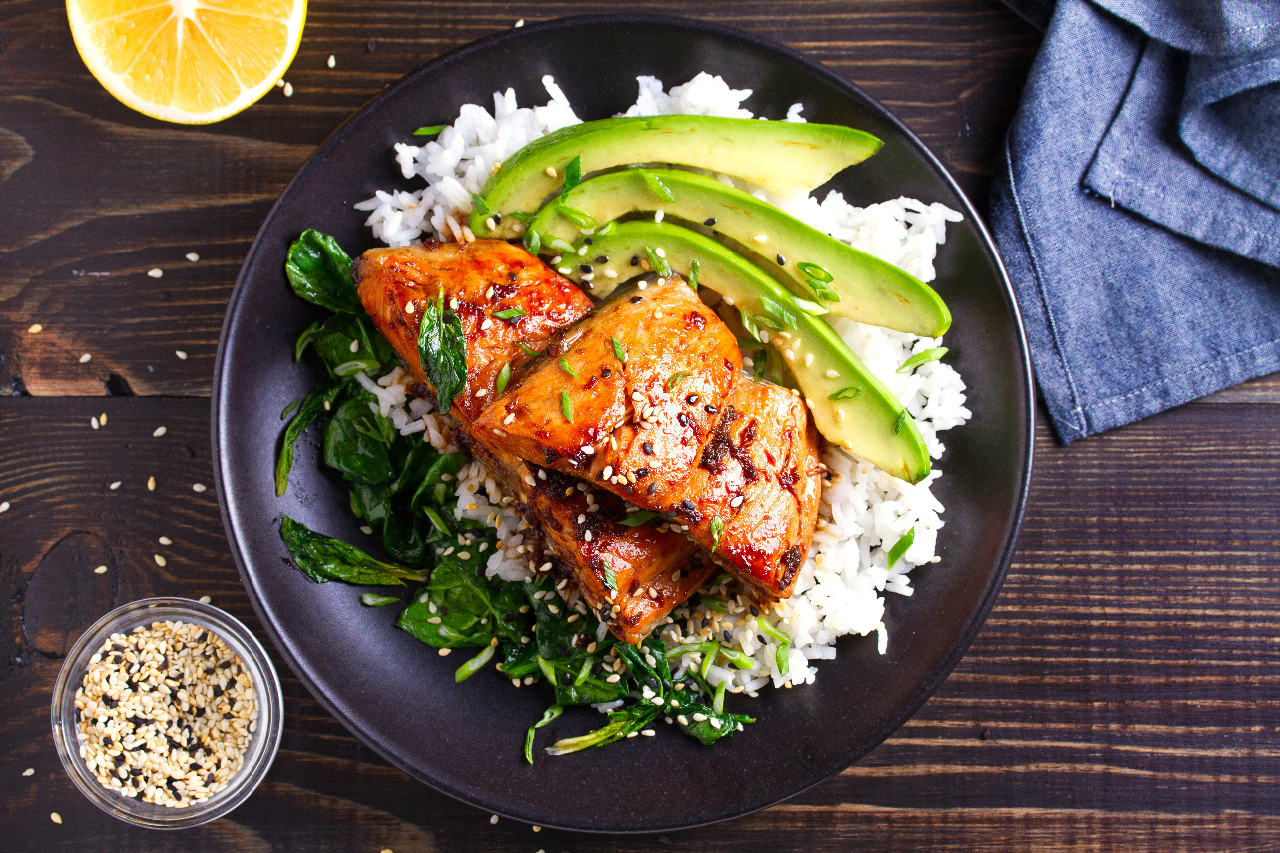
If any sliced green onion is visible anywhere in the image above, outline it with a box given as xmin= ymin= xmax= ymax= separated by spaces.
xmin=560 ymin=390 xmax=572 ymax=421
xmin=601 ymin=560 xmax=617 ymax=591
xmin=665 ymin=642 xmax=716 ymax=660
xmin=645 ymin=246 xmax=672 ymax=278
xmin=522 ymin=227 xmax=541 ymax=255
xmin=556 ymin=204 xmax=596 ymax=230
xmin=828 ymin=386 xmax=863 ymax=401
xmin=806 ymin=278 xmax=841 ymax=302
xmin=711 ymin=572 xmax=733 ymax=586
xmin=701 ymin=599 xmax=732 ymax=613
xmin=893 ymin=410 xmax=907 ymax=435
xmin=524 ymin=704 xmax=563 ymax=764
xmin=611 ymin=336 xmax=627 ymax=364
xmin=360 ymin=593 xmax=398 ymax=607
xmin=700 ymin=642 xmax=721 ymax=680
xmin=758 ymin=295 xmax=798 ymax=330
xmin=561 ymin=155 xmax=582 ymax=201
xmin=505 ymin=210 xmax=536 ymax=224
xmin=719 ymin=647 xmax=755 ymax=669
xmin=687 ymin=258 xmax=700 ymax=289
xmin=897 ymin=346 xmax=949 ymax=374
xmin=546 ymin=235 xmax=576 ymax=254
xmin=455 ymin=644 xmax=495 ymax=682
xmin=471 ymin=192 xmax=491 ymax=216
xmin=494 ymin=361 xmax=511 ymax=397
xmin=573 ymin=656 xmax=593 ymax=686
xmin=516 ymin=342 xmax=540 ymax=358
xmin=713 ymin=679 xmax=727 ymax=715
xmin=279 ymin=397 xmax=301 ymax=421
xmin=558 ymin=357 xmax=578 ymax=379
xmin=421 ymin=506 xmax=450 ymax=536
xmin=537 ymin=656 xmax=556 ymax=683
xmin=757 ymin=618 xmax=791 ymax=645
xmin=617 ymin=510 xmax=659 ymax=527
xmin=792 ymin=297 xmax=829 ymax=316
xmin=740 ymin=310 xmax=761 ymax=340
xmin=413 ymin=124 xmax=446 ymax=136
xmin=797 ymin=261 xmax=833 ymax=282
xmin=709 ymin=517 xmax=724 ymax=554
xmin=775 ymin=644 xmax=790 ymax=677
xmin=595 ymin=220 xmax=617 ymax=237
xmin=887 ymin=526 xmax=915 ymax=569
xmin=493 ymin=308 xmax=527 ymax=320
xmin=639 ymin=169 xmax=675 ymax=203
xmin=665 ymin=370 xmax=691 ymax=391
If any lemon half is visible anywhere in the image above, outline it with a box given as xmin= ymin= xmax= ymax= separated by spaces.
xmin=66 ymin=0 xmax=306 ymax=125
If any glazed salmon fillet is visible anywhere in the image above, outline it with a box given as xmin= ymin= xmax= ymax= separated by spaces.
xmin=470 ymin=274 xmax=820 ymax=599
xmin=354 ymin=240 xmax=710 ymax=642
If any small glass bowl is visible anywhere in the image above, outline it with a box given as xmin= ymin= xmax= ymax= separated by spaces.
xmin=51 ymin=597 xmax=283 ymax=829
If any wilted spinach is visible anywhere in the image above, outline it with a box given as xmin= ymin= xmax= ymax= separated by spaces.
xmin=279 ymin=516 xmax=427 ymax=586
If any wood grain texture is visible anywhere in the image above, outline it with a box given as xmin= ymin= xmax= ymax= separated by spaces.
xmin=0 ymin=0 xmax=1041 ymax=397
xmin=5 ymin=398 xmax=1280 ymax=850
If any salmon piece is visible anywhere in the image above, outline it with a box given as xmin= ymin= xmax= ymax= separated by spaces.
xmin=354 ymin=239 xmax=593 ymax=423
xmin=525 ymin=468 xmax=715 ymax=644
xmin=667 ymin=378 xmax=823 ymax=600
xmin=354 ymin=241 xmax=714 ymax=642
xmin=469 ymin=276 xmax=742 ymax=507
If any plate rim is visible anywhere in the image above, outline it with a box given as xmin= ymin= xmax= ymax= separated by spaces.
xmin=212 ymin=11 xmax=1035 ymax=834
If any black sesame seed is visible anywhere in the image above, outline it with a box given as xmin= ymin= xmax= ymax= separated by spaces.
xmin=635 ymin=468 xmax=650 ymax=477
xmin=584 ymin=237 xmax=594 ymax=245
xmin=758 ymin=634 xmax=768 ymax=644
xmin=677 ymin=412 xmax=689 ymax=427
xmin=722 ymin=629 xmax=732 ymax=642
xmin=508 ymin=271 xmax=518 ymax=281
xmin=218 ymin=660 xmax=231 ymax=669
xmin=580 ymin=264 xmax=593 ymax=273
xmin=494 ymin=213 xmax=502 ymax=224
xmin=776 ymin=254 xmax=786 ymax=265
xmin=595 ymin=255 xmax=608 ymax=264
xmin=630 ymin=295 xmax=643 ymax=303
xmin=686 ymin=393 xmax=699 ymax=404
xmin=630 ymin=254 xmax=640 ymax=266
xmin=705 ymin=405 xmax=718 ymax=414
xmin=750 ymin=605 xmax=759 ymax=616
xmin=681 ymin=500 xmax=696 ymax=512
xmin=648 ymin=482 xmax=658 ymax=495
xmin=704 ymin=217 xmax=717 ymax=226
xmin=642 ymin=441 xmax=654 ymax=455
xmin=601 ymin=367 xmax=612 ymax=378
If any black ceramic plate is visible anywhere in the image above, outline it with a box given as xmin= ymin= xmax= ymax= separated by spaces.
xmin=213 ymin=14 xmax=1033 ymax=833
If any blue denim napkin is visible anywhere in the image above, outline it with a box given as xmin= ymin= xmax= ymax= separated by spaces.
xmin=990 ymin=0 xmax=1280 ymax=442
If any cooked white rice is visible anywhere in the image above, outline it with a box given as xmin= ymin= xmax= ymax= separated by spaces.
xmin=356 ymin=73 xmax=971 ymax=697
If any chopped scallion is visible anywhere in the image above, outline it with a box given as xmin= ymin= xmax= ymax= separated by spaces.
xmin=516 ymin=342 xmax=540 ymax=358
xmin=611 ymin=336 xmax=628 ymax=364
xmin=617 ymin=510 xmax=659 ymax=527
xmin=709 ymin=517 xmax=724 ymax=554
xmin=558 ymin=357 xmax=578 ymax=379
xmin=893 ymin=410 xmax=907 ymax=435
xmin=455 ymin=644 xmax=495 ymax=682
xmin=602 ymin=560 xmax=617 ymax=591
xmin=827 ymin=386 xmax=863 ymax=401
xmin=560 ymin=155 xmax=582 ymax=201
xmin=687 ymin=257 xmax=700 ymax=289
xmin=897 ymin=346 xmax=949 ymax=373
xmin=560 ymin=390 xmax=572 ymax=421
xmin=494 ymin=361 xmax=511 ymax=397
xmin=665 ymin=370 xmax=691 ymax=391
xmin=645 ymin=246 xmax=672 ymax=278
xmin=638 ymin=169 xmax=675 ymax=203
xmin=493 ymin=308 xmax=527 ymax=320
xmin=887 ymin=526 xmax=916 ymax=569
xmin=360 ymin=593 xmax=398 ymax=607
xmin=413 ymin=124 xmax=446 ymax=136
xmin=713 ymin=680 xmax=727 ymax=715
xmin=797 ymin=261 xmax=833 ymax=282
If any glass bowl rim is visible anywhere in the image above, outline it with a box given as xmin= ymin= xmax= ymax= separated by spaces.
xmin=50 ymin=596 xmax=283 ymax=829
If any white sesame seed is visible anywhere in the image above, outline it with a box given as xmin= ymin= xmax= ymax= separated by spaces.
xmin=327 ymin=54 xmax=336 ymax=68
xmin=159 ymin=536 xmax=172 ymax=545
xmin=752 ymin=234 xmax=767 ymax=243
xmin=825 ymin=369 xmax=840 ymax=379
xmin=153 ymin=426 xmax=167 ymax=437
xmin=79 ymin=353 xmax=92 ymax=363
xmin=438 ymin=648 xmax=451 ymax=656
xmin=835 ymin=409 xmax=846 ymax=422
xmin=558 ymin=267 xmax=572 ymax=275
xmin=606 ymin=674 xmax=621 ymax=683
xmin=449 ymin=297 xmax=459 ymax=310
xmin=283 ymin=82 xmax=293 ymax=97
xmin=654 ymin=210 xmax=664 ymax=223
xmin=641 ymin=729 xmax=656 ymax=736
xmin=731 ymin=496 xmax=744 ymax=507
xmin=545 ymin=166 xmax=557 ymax=178
xmin=604 ymin=269 xmax=617 ymax=279
xmin=50 ymin=812 xmax=61 ymax=824
xmin=602 ymin=466 xmax=612 ymax=479
xmin=348 ymin=339 xmax=359 ymax=353
xmin=199 ymin=595 xmax=212 ymax=604
xmin=110 ymin=481 xmax=121 ymax=490
xmin=577 ymin=246 xmax=587 ymax=256
xmin=27 ymin=323 xmax=42 ymax=334
xmin=94 ymin=565 xmax=108 ymax=574
xmin=154 ymin=554 xmax=167 ymax=567
xmin=186 ymin=252 xmax=200 ymax=262
xmin=192 ymin=483 xmax=208 ymax=493
xmin=147 ymin=476 xmax=156 ymax=491
xmin=91 ymin=416 xmax=99 ymax=430
xmin=275 ymin=78 xmax=284 ymax=88
xmin=655 ymin=248 xmax=666 ymax=258
xmin=22 ymin=768 xmax=33 ymax=777
xmin=147 ymin=268 xmax=163 ymax=278
xmin=490 ymin=815 xmax=499 ymax=824
xmin=783 ymin=350 xmax=794 ymax=361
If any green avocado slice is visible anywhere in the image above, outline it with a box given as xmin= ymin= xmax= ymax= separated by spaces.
xmin=564 ymin=220 xmax=931 ymax=483
xmin=469 ymin=116 xmax=882 ymax=240
xmin=530 ymin=167 xmax=950 ymax=337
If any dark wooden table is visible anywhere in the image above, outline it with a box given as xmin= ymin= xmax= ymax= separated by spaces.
xmin=6 ymin=1 xmax=1278 ymax=850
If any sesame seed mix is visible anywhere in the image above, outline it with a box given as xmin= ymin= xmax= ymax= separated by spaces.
xmin=74 ymin=620 xmax=257 ymax=808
